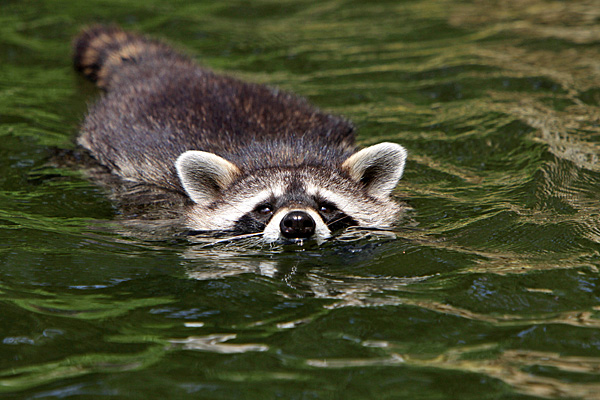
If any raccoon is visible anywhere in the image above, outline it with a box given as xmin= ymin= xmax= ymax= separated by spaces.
xmin=73 ymin=25 xmax=407 ymax=244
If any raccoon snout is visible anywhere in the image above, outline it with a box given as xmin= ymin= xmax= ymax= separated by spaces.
xmin=279 ymin=211 xmax=316 ymax=239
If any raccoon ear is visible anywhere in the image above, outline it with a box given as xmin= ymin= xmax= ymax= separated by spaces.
xmin=341 ymin=142 xmax=407 ymax=199
xmin=175 ymin=151 xmax=241 ymax=204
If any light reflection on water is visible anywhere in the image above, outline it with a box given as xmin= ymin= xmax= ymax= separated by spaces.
xmin=308 ymin=347 xmax=600 ymax=399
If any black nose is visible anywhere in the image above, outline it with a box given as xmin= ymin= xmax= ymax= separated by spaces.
xmin=280 ymin=211 xmax=316 ymax=239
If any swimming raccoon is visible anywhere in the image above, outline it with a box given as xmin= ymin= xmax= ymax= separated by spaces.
xmin=73 ymin=25 xmax=407 ymax=244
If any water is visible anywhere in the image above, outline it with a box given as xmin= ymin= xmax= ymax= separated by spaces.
xmin=1 ymin=0 xmax=600 ymax=398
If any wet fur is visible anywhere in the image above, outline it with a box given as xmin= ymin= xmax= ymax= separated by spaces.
xmin=74 ymin=25 xmax=356 ymax=194
xmin=73 ymin=25 xmax=406 ymax=241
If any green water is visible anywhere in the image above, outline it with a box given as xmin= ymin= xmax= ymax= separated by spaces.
xmin=2 ymin=0 xmax=600 ymax=398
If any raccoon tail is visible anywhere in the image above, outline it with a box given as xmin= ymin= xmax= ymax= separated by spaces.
xmin=73 ymin=25 xmax=182 ymax=90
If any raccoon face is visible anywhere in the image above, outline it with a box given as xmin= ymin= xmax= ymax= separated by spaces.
xmin=175 ymin=143 xmax=407 ymax=243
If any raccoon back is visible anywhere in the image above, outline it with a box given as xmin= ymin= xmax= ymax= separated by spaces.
xmin=74 ymin=26 xmax=356 ymax=193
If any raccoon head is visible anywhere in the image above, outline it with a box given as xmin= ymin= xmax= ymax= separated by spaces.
xmin=175 ymin=142 xmax=407 ymax=244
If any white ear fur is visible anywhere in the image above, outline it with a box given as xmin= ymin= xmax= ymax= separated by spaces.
xmin=175 ymin=151 xmax=241 ymax=204
xmin=341 ymin=142 xmax=407 ymax=199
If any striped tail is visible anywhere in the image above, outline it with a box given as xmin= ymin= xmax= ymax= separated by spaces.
xmin=73 ymin=25 xmax=178 ymax=90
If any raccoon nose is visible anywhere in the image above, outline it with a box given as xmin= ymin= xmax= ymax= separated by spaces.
xmin=280 ymin=211 xmax=316 ymax=239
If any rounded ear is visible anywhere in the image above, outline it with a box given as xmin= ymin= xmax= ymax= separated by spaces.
xmin=341 ymin=142 xmax=407 ymax=199
xmin=175 ymin=151 xmax=241 ymax=204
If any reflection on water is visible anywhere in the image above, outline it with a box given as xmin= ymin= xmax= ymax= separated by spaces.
xmin=309 ymin=345 xmax=600 ymax=399
xmin=170 ymin=334 xmax=269 ymax=353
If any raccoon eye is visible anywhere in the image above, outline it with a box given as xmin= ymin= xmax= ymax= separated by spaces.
xmin=256 ymin=204 xmax=274 ymax=215
xmin=318 ymin=203 xmax=336 ymax=214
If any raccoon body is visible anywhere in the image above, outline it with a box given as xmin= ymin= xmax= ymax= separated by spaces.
xmin=73 ymin=25 xmax=407 ymax=243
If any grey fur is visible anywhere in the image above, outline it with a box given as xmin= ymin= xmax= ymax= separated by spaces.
xmin=73 ymin=25 xmax=408 ymax=243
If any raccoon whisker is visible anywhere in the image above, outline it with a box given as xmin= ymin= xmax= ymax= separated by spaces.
xmin=223 ymin=232 xmax=264 ymax=240
xmin=346 ymin=225 xmax=421 ymax=233
xmin=345 ymin=226 xmax=395 ymax=232
xmin=213 ymin=232 xmax=264 ymax=243
xmin=336 ymin=225 xmax=399 ymax=241
xmin=326 ymin=214 xmax=354 ymax=228
xmin=198 ymin=232 xmax=264 ymax=247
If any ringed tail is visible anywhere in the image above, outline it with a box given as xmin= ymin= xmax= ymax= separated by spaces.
xmin=72 ymin=25 xmax=180 ymax=90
